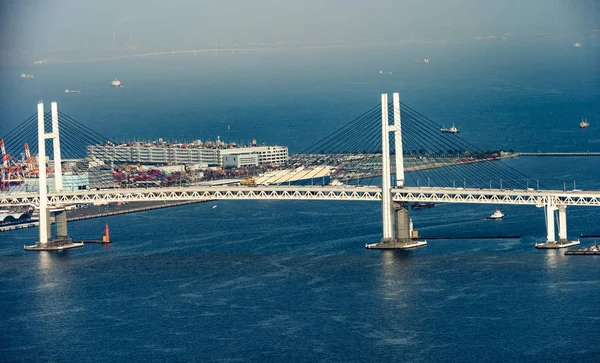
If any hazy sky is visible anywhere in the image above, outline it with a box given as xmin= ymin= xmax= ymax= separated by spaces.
xmin=1 ymin=0 xmax=598 ymax=58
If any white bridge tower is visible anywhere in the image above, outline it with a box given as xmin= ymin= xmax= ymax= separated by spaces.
xmin=366 ymin=93 xmax=427 ymax=250
xmin=24 ymin=101 xmax=83 ymax=251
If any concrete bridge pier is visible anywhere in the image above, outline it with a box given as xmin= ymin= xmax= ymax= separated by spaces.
xmin=395 ymin=202 xmax=410 ymax=242
xmin=53 ymin=209 xmax=71 ymax=242
xmin=535 ymin=203 xmax=580 ymax=249
xmin=24 ymin=101 xmax=83 ymax=251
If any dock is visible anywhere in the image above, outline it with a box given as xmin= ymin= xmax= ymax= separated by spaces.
xmin=565 ymin=244 xmax=600 ymax=255
xmin=518 ymin=152 xmax=600 ymax=157
xmin=421 ymin=235 xmax=520 ymax=240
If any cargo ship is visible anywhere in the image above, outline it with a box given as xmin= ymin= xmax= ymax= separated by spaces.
xmin=441 ymin=123 xmax=459 ymax=133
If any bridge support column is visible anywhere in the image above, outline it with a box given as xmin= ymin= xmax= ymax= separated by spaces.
xmin=24 ymin=101 xmax=83 ymax=251
xmin=394 ymin=202 xmax=410 ymax=242
xmin=535 ymin=202 xmax=580 ymax=249
xmin=366 ymin=93 xmax=426 ymax=250
xmin=558 ymin=205 xmax=567 ymax=242
xmin=546 ymin=205 xmax=556 ymax=243
xmin=54 ymin=209 xmax=70 ymax=241
xmin=380 ymin=93 xmax=394 ymax=243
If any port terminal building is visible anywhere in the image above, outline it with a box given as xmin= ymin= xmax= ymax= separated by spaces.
xmin=87 ymin=141 xmax=288 ymax=167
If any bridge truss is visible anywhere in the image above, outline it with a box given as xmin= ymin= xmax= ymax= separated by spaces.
xmin=2 ymin=185 xmax=599 ymax=207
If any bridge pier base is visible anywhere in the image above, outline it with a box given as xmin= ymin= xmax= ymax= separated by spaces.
xmin=366 ymin=202 xmax=427 ymax=250
xmin=535 ymin=204 xmax=580 ymax=249
xmin=24 ymin=208 xmax=83 ymax=251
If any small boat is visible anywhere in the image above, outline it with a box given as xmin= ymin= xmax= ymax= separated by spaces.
xmin=111 ymin=79 xmax=122 ymax=87
xmin=573 ymin=42 xmax=582 ymax=48
xmin=441 ymin=123 xmax=460 ymax=133
xmin=20 ymin=74 xmax=34 ymax=79
xmin=411 ymin=202 xmax=435 ymax=210
xmin=580 ymin=118 xmax=589 ymax=128
xmin=489 ymin=209 xmax=505 ymax=220
xmin=65 ymin=89 xmax=81 ymax=94
xmin=211 ymin=205 xmax=217 ymax=209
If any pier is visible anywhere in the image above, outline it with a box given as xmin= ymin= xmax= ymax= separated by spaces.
xmin=565 ymin=243 xmax=600 ymax=255
xmin=518 ymin=152 xmax=600 ymax=157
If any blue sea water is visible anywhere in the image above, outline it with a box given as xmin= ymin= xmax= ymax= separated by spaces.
xmin=1 ymin=41 xmax=600 ymax=362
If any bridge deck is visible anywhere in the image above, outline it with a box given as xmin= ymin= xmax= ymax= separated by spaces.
xmin=2 ymin=185 xmax=600 ymax=207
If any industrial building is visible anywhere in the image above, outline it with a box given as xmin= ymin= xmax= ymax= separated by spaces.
xmin=87 ymin=140 xmax=288 ymax=167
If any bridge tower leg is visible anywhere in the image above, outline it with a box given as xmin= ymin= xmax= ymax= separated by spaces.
xmin=546 ymin=204 xmax=556 ymax=243
xmin=24 ymin=101 xmax=83 ymax=251
xmin=558 ymin=205 xmax=567 ymax=242
xmin=535 ymin=201 xmax=580 ymax=249
xmin=366 ymin=93 xmax=426 ymax=250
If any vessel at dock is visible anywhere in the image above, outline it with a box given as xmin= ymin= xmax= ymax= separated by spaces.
xmin=441 ymin=123 xmax=459 ymax=133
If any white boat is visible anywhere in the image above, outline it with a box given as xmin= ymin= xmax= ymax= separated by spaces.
xmin=573 ymin=42 xmax=582 ymax=48
xmin=423 ymin=58 xmax=430 ymax=64
xmin=441 ymin=123 xmax=460 ymax=133
xmin=580 ymin=118 xmax=589 ymax=128
xmin=111 ymin=79 xmax=122 ymax=87
xmin=20 ymin=74 xmax=34 ymax=79
xmin=211 ymin=205 xmax=217 ymax=209
xmin=489 ymin=209 xmax=505 ymax=220
xmin=65 ymin=89 xmax=81 ymax=94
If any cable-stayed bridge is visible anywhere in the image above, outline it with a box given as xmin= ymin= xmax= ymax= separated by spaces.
xmin=1 ymin=93 xmax=597 ymax=251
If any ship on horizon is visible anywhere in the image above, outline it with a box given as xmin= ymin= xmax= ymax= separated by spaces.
xmin=441 ymin=123 xmax=460 ymax=134
xmin=580 ymin=118 xmax=589 ymax=128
